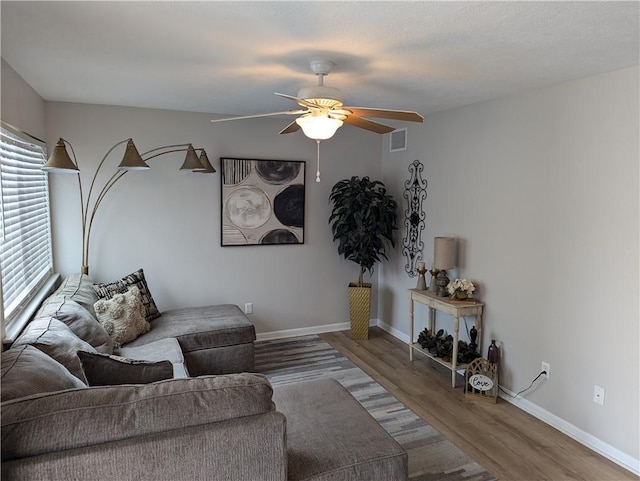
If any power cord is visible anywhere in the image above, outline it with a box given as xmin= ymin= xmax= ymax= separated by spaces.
xmin=459 ymin=318 xmax=547 ymax=399
xmin=499 ymin=371 xmax=547 ymax=398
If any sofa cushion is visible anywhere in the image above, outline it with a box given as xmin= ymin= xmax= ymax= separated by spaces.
xmin=125 ymin=304 xmax=255 ymax=352
xmin=1 ymin=345 xmax=86 ymax=402
xmin=77 ymin=351 xmax=173 ymax=386
xmin=35 ymin=295 xmax=113 ymax=354
xmin=118 ymin=338 xmax=189 ymax=379
xmin=93 ymin=268 xmax=160 ymax=322
xmin=52 ymin=273 xmax=100 ymax=318
xmin=94 ymin=286 xmax=150 ymax=348
xmin=1 ymin=373 xmax=274 ymax=461
xmin=273 ymin=378 xmax=408 ymax=481
xmin=12 ymin=317 xmax=96 ymax=384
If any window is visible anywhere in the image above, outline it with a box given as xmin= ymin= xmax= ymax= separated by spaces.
xmin=0 ymin=121 xmax=53 ymax=330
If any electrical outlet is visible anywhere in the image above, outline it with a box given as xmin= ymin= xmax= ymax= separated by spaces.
xmin=541 ymin=361 xmax=550 ymax=379
xmin=593 ymin=386 xmax=605 ymax=405
xmin=244 ymin=302 xmax=253 ymax=314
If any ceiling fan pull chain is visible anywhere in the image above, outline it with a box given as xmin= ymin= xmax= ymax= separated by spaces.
xmin=316 ymin=140 xmax=321 ymax=183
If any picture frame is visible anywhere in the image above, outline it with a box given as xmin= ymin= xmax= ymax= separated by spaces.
xmin=220 ymin=157 xmax=305 ymax=246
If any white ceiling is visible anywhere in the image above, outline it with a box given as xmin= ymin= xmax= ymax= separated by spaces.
xmin=2 ymin=1 xmax=639 ymax=120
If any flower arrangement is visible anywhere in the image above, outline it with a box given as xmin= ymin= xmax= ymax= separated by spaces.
xmin=446 ymin=278 xmax=476 ymax=299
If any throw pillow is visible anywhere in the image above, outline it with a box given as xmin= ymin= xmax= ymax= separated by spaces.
xmin=92 ymin=268 xmax=161 ymax=322
xmin=1 ymin=345 xmax=86 ymax=402
xmin=77 ymin=351 xmax=173 ymax=386
xmin=94 ymin=286 xmax=150 ymax=348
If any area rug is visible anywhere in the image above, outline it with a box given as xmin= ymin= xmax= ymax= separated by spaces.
xmin=255 ymin=335 xmax=496 ymax=481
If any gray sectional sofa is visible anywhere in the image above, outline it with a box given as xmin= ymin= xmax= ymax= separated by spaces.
xmin=1 ymin=273 xmax=407 ymax=480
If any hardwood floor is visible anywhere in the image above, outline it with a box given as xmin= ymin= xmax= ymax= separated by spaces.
xmin=319 ymin=327 xmax=638 ymax=481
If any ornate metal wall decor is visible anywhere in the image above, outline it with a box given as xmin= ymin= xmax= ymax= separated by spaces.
xmin=403 ymin=160 xmax=428 ymax=276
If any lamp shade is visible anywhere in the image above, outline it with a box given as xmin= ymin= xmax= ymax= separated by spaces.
xmin=117 ymin=139 xmax=149 ymax=170
xmin=194 ymin=150 xmax=216 ymax=173
xmin=42 ymin=139 xmax=79 ymax=173
xmin=179 ymin=145 xmax=204 ymax=171
xmin=295 ymin=115 xmax=343 ymax=140
xmin=434 ymin=237 xmax=456 ymax=270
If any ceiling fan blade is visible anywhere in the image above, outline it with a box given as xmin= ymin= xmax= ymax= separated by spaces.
xmin=343 ymin=115 xmax=395 ymax=134
xmin=279 ymin=120 xmax=301 ymax=135
xmin=211 ymin=110 xmax=306 ymax=123
xmin=274 ymin=93 xmax=322 ymax=110
xmin=342 ymin=107 xmax=424 ymax=123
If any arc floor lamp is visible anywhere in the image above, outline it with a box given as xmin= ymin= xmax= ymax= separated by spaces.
xmin=42 ymin=138 xmax=215 ymax=275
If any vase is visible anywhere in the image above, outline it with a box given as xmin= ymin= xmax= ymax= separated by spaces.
xmin=487 ymin=339 xmax=500 ymax=364
xmin=452 ymin=290 xmax=468 ymax=300
xmin=348 ymin=283 xmax=372 ymax=340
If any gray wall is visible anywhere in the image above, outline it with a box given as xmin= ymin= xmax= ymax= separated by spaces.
xmin=2 ymin=57 xmax=638 ymax=470
xmin=1 ymin=59 xmax=46 ymax=139
xmin=380 ymin=66 xmax=639 ymax=466
xmin=43 ymin=102 xmax=384 ymax=336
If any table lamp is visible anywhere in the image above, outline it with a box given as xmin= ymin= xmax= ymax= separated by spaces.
xmin=433 ymin=237 xmax=456 ymax=297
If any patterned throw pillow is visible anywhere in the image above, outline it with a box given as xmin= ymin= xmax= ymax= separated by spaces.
xmin=92 ymin=269 xmax=160 ymax=322
xmin=94 ymin=286 xmax=150 ymax=348
xmin=77 ymin=351 xmax=173 ymax=386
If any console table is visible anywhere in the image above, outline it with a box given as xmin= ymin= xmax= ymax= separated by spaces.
xmin=408 ymin=289 xmax=484 ymax=388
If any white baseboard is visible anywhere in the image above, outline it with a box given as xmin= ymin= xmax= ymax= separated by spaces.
xmin=257 ymin=319 xmax=639 ymax=475
xmin=498 ymin=386 xmax=640 ymax=475
xmin=375 ymin=318 xmax=411 ymax=343
xmin=256 ymin=321 xmax=350 ymax=341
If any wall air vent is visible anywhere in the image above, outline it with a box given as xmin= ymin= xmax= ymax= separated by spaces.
xmin=390 ymin=128 xmax=407 ymax=152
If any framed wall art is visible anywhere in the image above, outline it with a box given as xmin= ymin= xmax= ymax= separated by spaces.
xmin=220 ymin=158 xmax=305 ymax=246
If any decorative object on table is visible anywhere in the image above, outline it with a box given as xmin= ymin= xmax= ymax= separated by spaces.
xmin=469 ymin=326 xmax=478 ymax=352
xmin=416 ymin=262 xmax=427 ymax=290
xmin=211 ymin=60 xmax=423 ymax=182
xmin=42 ymin=137 xmax=214 ymax=275
xmin=402 ymin=160 xmax=428 ymax=277
xmin=436 ymin=271 xmax=449 ymax=296
xmin=428 ymin=267 xmax=439 ymax=292
xmin=329 ymin=176 xmax=398 ymax=340
xmin=464 ymin=357 xmax=498 ymax=403
xmin=487 ymin=339 xmax=500 ymax=364
xmin=433 ymin=237 xmax=456 ymax=296
xmin=220 ymin=158 xmax=305 ymax=246
xmin=447 ymin=278 xmax=476 ymax=300
xmin=417 ymin=328 xmax=481 ymax=364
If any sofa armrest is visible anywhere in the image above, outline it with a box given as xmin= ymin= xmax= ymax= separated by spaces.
xmin=2 ymin=373 xmax=273 ymax=461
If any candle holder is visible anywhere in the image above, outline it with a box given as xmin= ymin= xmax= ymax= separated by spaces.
xmin=416 ymin=262 xmax=427 ymax=290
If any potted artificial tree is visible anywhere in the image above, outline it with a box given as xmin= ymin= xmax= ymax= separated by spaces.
xmin=329 ymin=176 xmax=398 ymax=339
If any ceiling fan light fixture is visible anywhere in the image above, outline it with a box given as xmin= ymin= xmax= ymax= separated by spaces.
xmin=296 ymin=87 xmax=344 ymax=105
xmin=295 ymin=115 xmax=343 ymax=140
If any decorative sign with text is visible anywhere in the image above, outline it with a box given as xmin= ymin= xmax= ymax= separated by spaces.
xmin=464 ymin=357 xmax=498 ymax=404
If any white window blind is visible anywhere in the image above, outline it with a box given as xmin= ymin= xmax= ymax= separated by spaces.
xmin=0 ymin=122 xmax=53 ymax=325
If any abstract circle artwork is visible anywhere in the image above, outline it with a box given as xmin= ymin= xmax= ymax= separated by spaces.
xmin=261 ymin=229 xmax=300 ymax=244
xmin=221 ymin=158 xmax=305 ymax=246
xmin=274 ymin=184 xmax=304 ymax=228
xmin=255 ymin=161 xmax=301 ymax=185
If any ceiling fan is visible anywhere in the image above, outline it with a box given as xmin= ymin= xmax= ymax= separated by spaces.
xmin=211 ymin=59 xmax=424 ymax=181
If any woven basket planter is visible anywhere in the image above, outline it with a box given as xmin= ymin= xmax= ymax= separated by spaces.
xmin=348 ymin=282 xmax=372 ymax=340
